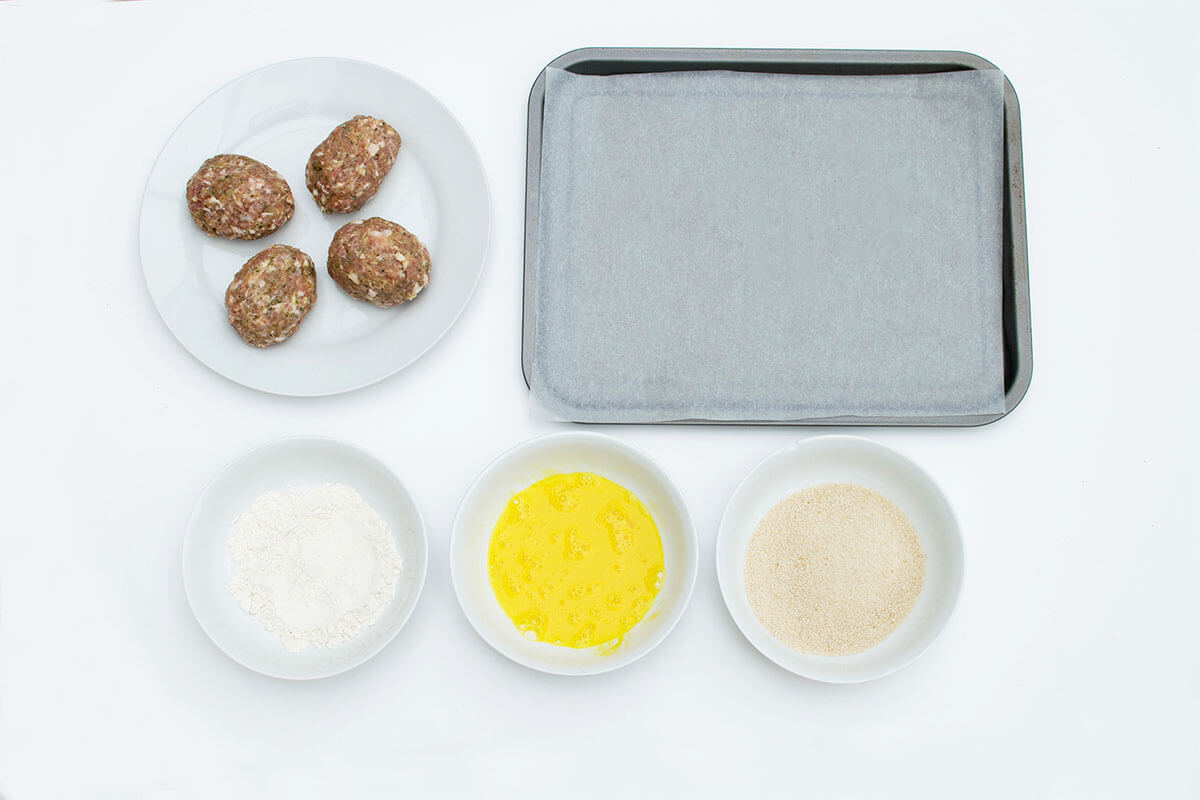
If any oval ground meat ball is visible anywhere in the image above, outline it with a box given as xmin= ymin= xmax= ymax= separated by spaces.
xmin=225 ymin=245 xmax=317 ymax=347
xmin=305 ymin=116 xmax=402 ymax=213
xmin=327 ymin=218 xmax=430 ymax=308
xmin=185 ymin=154 xmax=294 ymax=240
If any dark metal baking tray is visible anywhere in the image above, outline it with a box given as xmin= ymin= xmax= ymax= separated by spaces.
xmin=523 ymin=47 xmax=1031 ymax=426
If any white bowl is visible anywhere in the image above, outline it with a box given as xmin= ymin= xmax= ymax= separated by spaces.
xmin=716 ymin=435 xmax=964 ymax=683
xmin=451 ymin=432 xmax=698 ymax=675
xmin=182 ymin=436 xmax=428 ymax=679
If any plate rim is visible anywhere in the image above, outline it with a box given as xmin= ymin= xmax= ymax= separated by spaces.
xmin=139 ymin=55 xmax=492 ymax=397
xmin=181 ymin=434 xmax=430 ymax=680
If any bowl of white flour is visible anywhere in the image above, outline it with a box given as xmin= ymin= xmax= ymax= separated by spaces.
xmin=183 ymin=436 xmax=428 ymax=679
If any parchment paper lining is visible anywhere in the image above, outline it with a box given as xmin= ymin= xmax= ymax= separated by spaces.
xmin=531 ymin=68 xmax=1006 ymax=422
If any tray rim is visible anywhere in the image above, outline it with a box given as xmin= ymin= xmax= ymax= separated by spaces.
xmin=523 ymin=47 xmax=1032 ymax=426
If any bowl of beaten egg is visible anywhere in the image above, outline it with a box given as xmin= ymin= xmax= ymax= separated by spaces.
xmin=451 ymin=432 xmax=698 ymax=675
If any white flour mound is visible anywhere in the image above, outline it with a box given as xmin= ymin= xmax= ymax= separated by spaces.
xmin=227 ymin=483 xmax=403 ymax=652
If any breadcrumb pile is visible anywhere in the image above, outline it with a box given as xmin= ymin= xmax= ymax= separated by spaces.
xmin=744 ymin=483 xmax=926 ymax=656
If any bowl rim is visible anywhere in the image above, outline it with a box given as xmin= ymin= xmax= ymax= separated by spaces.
xmin=449 ymin=431 xmax=699 ymax=676
xmin=181 ymin=434 xmax=430 ymax=680
xmin=714 ymin=434 xmax=964 ymax=683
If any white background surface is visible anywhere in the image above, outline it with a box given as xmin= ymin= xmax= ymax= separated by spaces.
xmin=1 ymin=0 xmax=1196 ymax=796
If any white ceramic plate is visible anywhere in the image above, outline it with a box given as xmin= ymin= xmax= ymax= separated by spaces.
xmin=716 ymin=435 xmax=964 ymax=683
xmin=140 ymin=57 xmax=491 ymax=396
xmin=182 ymin=437 xmax=428 ymax=679
xmin=451 ymin=432 xmax=698 ymax=675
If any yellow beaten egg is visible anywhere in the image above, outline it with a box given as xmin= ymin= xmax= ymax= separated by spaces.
xmin=487 ymin=472 xmax=665 ymax=650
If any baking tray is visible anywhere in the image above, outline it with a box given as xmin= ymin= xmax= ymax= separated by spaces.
xmin=523 ymin=48 xmax=1032 ymax=426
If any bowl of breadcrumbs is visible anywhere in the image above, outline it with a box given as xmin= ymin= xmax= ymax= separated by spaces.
xmin=715 ymin=435 xmax=963 ymax=683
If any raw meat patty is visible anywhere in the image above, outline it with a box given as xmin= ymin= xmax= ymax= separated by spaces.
xmin=185 ymin=154 xmax=294 ymax=240
xmin=225 ymin=245 xmax=317 ymax=347
xmin=327 ymin=217 xmax=430 ymax=308
xmin=305 ymin=115 xmax=401 ymax=213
